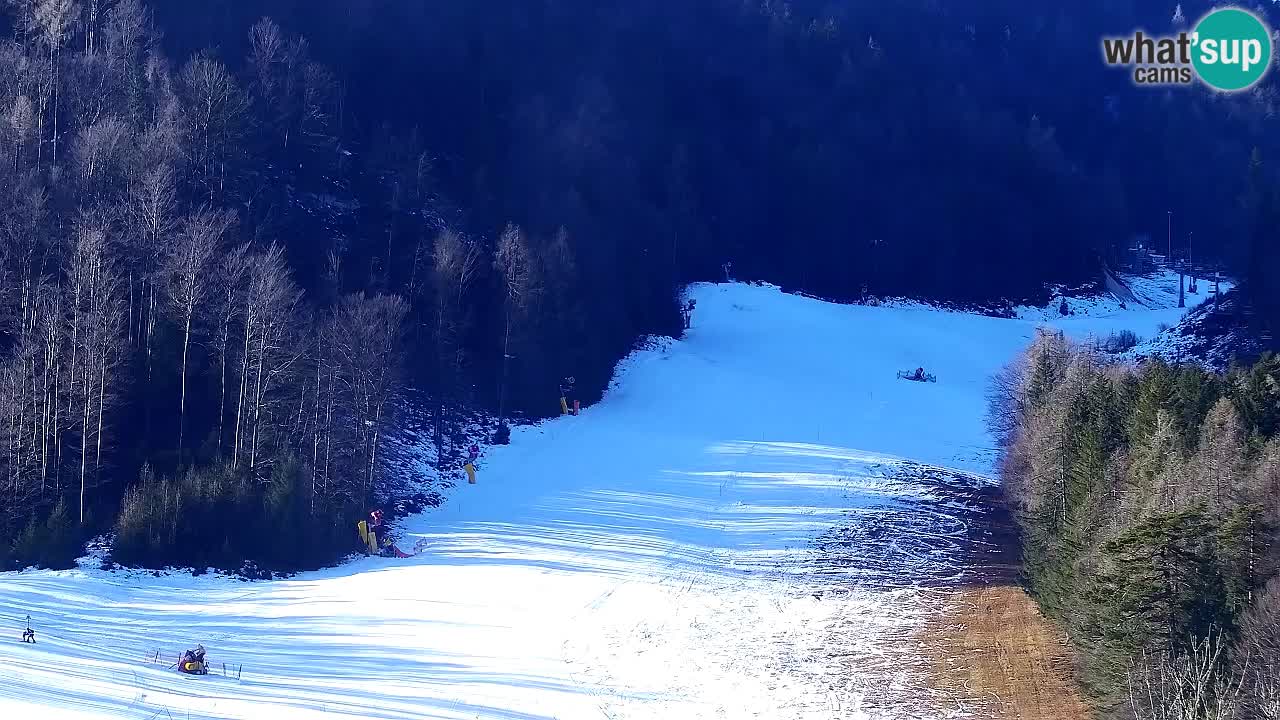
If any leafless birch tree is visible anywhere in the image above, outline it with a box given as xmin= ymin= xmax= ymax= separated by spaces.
xmin=163 ymin=206 xmax=232 ymax=458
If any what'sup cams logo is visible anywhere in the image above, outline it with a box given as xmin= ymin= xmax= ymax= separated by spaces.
xmin=1103 ymin=7 xmax=1273 ymax=91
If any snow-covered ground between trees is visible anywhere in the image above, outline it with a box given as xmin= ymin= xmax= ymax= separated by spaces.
xmin=0 ymin=275 xmax=1212 ymax=719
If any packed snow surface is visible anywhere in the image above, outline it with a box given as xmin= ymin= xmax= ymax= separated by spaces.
xmin=0 ymin=276 xmax=1212 ymax=719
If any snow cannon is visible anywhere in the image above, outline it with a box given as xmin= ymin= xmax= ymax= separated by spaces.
xmin=896 ymin=369 xmax=937 ymax=383
xmin=177 ymin=645 xmax=209 ymax=675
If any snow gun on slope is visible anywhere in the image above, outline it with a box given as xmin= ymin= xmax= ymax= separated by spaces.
xmin=157 ymin=645 xmax=244 ymax=680
xmin=177 ymin=645 xmax=208 ymax=675
xmin=897 ymin=367 xmax=937 ymax=383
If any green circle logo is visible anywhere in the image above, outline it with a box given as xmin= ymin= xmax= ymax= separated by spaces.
xmin=1192 ymin=8 xmax=1272 ymax=91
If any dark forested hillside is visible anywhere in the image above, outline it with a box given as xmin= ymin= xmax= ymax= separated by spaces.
xmin=151 ymin=0 xmax=1280 ymax=304
xmin=2 ymin=0 xmax=1279 ymax=571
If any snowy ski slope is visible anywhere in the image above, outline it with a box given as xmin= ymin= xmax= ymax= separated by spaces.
xmin=0 ymin=277 xmax=1208 ymax=719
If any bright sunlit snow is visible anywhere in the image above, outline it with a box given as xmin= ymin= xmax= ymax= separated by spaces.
xmin=0 ymin=275 xmax=1213 ymax=719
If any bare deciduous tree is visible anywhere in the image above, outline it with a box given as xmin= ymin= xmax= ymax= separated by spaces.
xmin=81 ymin=0 xmax=106 ymax=54
xmin=247 ymin=16 xmax=283 ymax=120
xmin=1242 ymin=578 xmax=1280 ymax=719
xmin=178 ymin=51 xmax=246 ymax=201
xmin=327 ymin=293 xmax=408 ymax=494
xmin=67 ymin=216 xmax=124 ymax=522
xmin=0 ymin=179 xmax=50 ymax=338
xmin=8 ymin=94 xmax=35 ymax=170
xmin=101 ymin=0 xmax=151 ymax=73
xmin=33 ymin=0 xmax=81 ymax=164
xmin=163 ymin=206 xmax=232 ymax=457
xmin=1127 ymin=629 xmax=1246 ymax=720
xmin=430 ymin=228 xmax=481 ymax=461
xmin=62 ymin=49 xmax=121 ymax=135
xmin=125 ymin=162 xmax=175 ymax=380
xmin=298 ymin=61 xmax=336 ymax=146
xmin=212 ymin=242 xmax=250 ymax=455
xmin=494 ymin=222 xmax=535 ymax=422
xmin=233 ymin=244 xmax=304 ymax=475
xmin=987 ymin=356 xmax=1029 ymax=451
xmin=70 ymin=114 xmax=126 ymax=202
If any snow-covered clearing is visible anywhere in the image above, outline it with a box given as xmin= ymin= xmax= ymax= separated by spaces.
xmin=0 ymin=276 xmax=1209 ymax=719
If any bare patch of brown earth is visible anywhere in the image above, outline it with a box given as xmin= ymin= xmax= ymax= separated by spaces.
xmin=923 ymin=584 xmax=1091 ymax=719
xmin=811 ymin=464 xmax=1091 ymax=716
xmin=911 ymin=470 xmax=1090 ymax=719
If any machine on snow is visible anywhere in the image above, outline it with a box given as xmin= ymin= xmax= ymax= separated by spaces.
xmin=178 ymin=645 xmax=208 ymax=675
xmin=151 ymin=645 xmax=244 ymax=679
xmin=897 ymin=368 xmax=937 ymax=383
